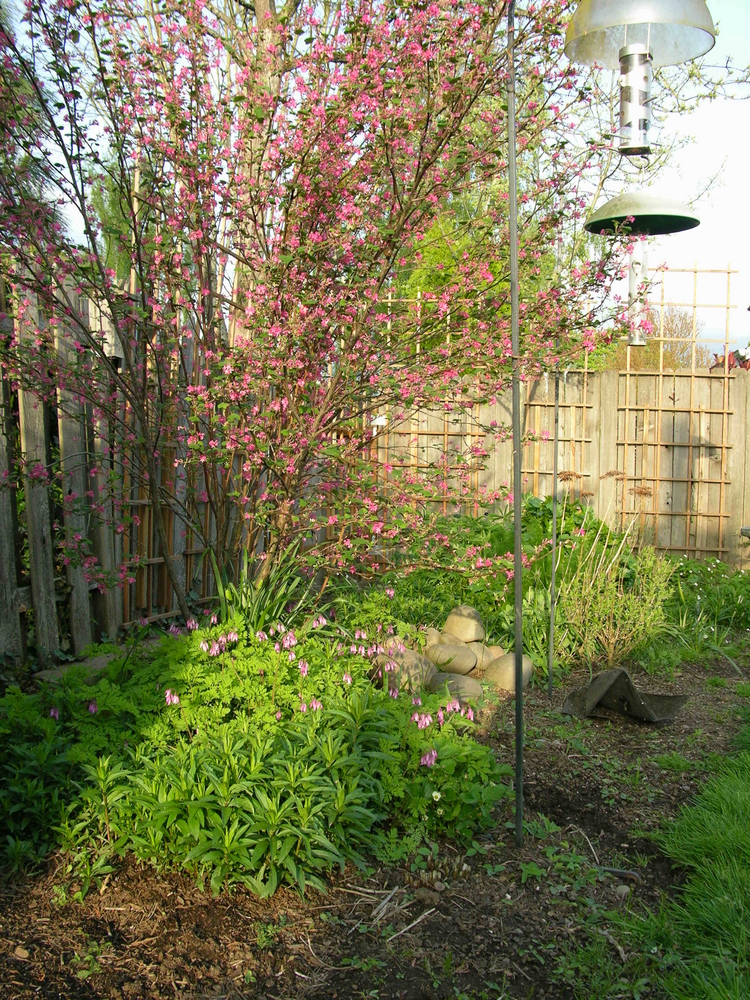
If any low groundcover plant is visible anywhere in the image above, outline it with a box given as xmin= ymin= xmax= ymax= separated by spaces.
xmin=0 ymin=614 xmax=511 ymax=896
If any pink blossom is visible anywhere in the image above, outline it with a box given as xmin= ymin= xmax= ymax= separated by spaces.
xmin=310 ymin=698 xmax=322 ymax=711
xmin=49 ymin=707 xmax=59 ymax=720
xmin=87 ymin=700 xmax=98 ymax=715
xmin=342 ymin=672 xmax=353 ymax=685
xmin=299 ymin=660 xmax=309 ymax=677
xmin=186 ymin=618 xmax=198 ymax=631
xmin=420 ymin=749 xmax=438 ymax=767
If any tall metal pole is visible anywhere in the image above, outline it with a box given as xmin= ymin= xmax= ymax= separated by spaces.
xmin=548 ymin=363 xmax=559 ymax=698
xmin=507 ymin=0 xmax=524 ymax=850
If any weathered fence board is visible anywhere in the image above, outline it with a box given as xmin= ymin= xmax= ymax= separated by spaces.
xmin=56 ymin=291 xmax=93 ymax=655
xmin=17 ymin=296 xmax=59 ymax=664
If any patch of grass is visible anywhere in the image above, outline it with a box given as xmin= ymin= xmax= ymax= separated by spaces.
xmin=706 ymin=676 xmax=728 ymax=688
xmin=736 ymin=683 xmax=750 ymax=698
xmin=654 ymin=751 xmax=696 ymax=773
xmin=557 ymin=721 xmax=750 ymax=998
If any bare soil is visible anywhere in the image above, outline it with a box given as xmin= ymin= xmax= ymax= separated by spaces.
xmin=1 ymin=660 xmax=746 ymax=1000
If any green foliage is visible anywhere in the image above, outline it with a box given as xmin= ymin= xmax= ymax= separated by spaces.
xmin=0 ymin=615 xmax=509 ymax=894
xmin=223 ymin=543 xmax=321 ymax=632
xmin=557 ymin=533 xmax=674 ymax=669
xmin=557 ymin=720 xmax=750 ymax=999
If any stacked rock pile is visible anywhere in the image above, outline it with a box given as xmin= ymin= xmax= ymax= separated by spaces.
xmin=375 ymin=604 xmax=533 ymax=702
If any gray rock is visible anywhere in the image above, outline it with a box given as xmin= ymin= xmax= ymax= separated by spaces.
xmin=427 ymin=672 xmax=483 ymax=701
xmin=375 ymin=640 xmax=437 ymax=692
xmin=467 ymin=642 xmax=499 ymax=669
xmin=423 ymin=627 xmax=442 ymax=649
xmin=425 ymin=643 xmax=476 ymax=675
xmin=35 ymin=652 xmax=115 ymax=686
xmin=486 ymin=644 xmax=507 ymax=660
xmin=443 ymin=605 xmax=485 ymax=643
xmin=438 ymin=631 xmax=467 ymax=646
xmin=484 ymin=652 xmax=533 ymax=692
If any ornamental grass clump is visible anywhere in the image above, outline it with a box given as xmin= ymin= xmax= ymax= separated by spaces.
xmin=556 ymin=521 xmax=675 ymax=669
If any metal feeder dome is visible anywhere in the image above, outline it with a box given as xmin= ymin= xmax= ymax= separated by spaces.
xmin=584 ymin=190 xmax=700 ymax=237
xmin=584 ymin=191 xmax=700 ymax=348
xmin=564 ymin=0 xmax=716 ymax=70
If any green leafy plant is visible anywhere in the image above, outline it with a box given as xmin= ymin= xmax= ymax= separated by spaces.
xmin=557 ymin=524 xmax=674 ymax=668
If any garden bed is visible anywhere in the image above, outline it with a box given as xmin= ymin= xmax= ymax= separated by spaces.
xmin=1 ymin=658 xmax=746 ymax=1000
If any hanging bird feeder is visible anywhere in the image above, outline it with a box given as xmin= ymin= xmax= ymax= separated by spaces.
xmin=584 ymin=189 xmax=700 ymax=346
xmin=565 ymin=0 xmax=716 ymax=156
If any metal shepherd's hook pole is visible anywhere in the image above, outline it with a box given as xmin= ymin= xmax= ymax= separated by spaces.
xmin=548 ymin=361 xmax=559 ymax=698
xmin=507 ymin=0 xmax=524 ymax=850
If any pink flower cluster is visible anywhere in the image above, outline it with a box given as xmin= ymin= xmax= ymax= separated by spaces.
xmin=165 ymin=689 xmax=180 ymax=706
xmin=342 ymin=672 xmax=353 ymax=685
xmin=420 ymin=749 xmax=438 ymax=768
xmin=311 ymin=615 xmax=327 ymax=628
xmin=199 ymin=631 xmax=238 ymax=656
xmin=411 ymin=712 xmax=433 ymax=729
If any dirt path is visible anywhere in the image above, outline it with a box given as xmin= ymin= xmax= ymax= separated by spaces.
xmin=1 ymin=661 xmax=746 ymax=1000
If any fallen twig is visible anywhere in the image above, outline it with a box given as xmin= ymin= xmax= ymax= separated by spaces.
xmin=590 ymin=926 xmax=627 ymax=963
xmin=305 ymin=935 xmax=346 ymax=971
xmin=370 ymin=886 xmax=399 ymax=922
xmin=385 ymin=908 xmax=435 ymax=944
xmin=568 ymin=825 xmax=600 ymax=865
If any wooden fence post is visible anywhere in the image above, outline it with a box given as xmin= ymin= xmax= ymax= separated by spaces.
xmin=727 ymin=369 xmax=749 ymax=570
xmin=597 ymin=370 xmax=620 ymax=524
xmin=87 ymin=298 xmax=123 ymax=639
xmin=0 ymin=302 xmax=23 ymax=662
xmin=55 ymin=287 xmax=93 ymax=654
xmin=17 ymin=292 xmax=59 ymax=664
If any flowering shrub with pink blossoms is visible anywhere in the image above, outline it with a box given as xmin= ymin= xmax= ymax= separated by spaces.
xmin=0 ymin=0 xmax=628 ymax=626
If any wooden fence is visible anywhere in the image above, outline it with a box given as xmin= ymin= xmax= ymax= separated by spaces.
xmin=2 ymin=265 xmax=747 ymax=665
xmin=377 ymin=265 xmax=749 ymax=568
xmin=0 ymin=285 xmax=215 ymax=666
xmin=378 ymin=365 xmax=750 ymax=568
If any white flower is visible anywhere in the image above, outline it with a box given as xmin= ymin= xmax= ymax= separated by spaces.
xmin=432 ymin=790 xmax=441 ymax=802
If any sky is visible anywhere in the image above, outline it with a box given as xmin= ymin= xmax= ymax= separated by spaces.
xmin=645 ymin=0 xmax=750 ymax=353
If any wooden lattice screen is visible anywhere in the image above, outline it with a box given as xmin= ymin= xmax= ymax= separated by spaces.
xmin=378 ymin=265 xmax=750 ymax=569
